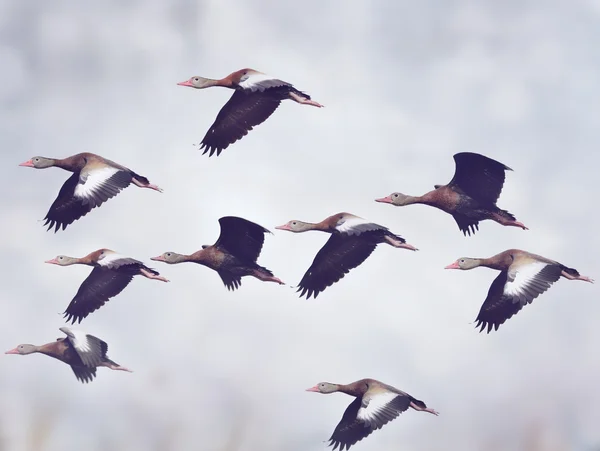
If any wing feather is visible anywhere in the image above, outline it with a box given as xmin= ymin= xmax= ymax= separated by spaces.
xmin=63 ymin=267 xmax=134 ymax=324
xmin=448 ymin=152 xmax=511 ymax=205
xmin=297 ymin=234 xmax=377 ymax=299
xmin=200 ymin=90 xmax=281 ymax=156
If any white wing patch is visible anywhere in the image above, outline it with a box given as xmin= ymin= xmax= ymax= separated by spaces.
xmin=336 ymin=216 xmax=386 ymax=236
xmin=74 ymin=166 xmax=121 ymax=200
xmin=357 ymin=391 xmax=398 ymax=423
xmin=238 ymin=72 xmax=289 ymax=91
xmin=60 ymin=327 xmax=90 ymax=353
xmin=97 ymin=251 xmax=129 ymax=267
xmin=504 ymin=261 xmax=550 ymax=303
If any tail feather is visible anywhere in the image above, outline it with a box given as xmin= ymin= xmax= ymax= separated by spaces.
xmin=141 ymin=265 xmax=160 ymax=276
xmin=130 ymin=171 xmax=150 ymax=185
xmin=254 ymin=264 xmax=274 ymax=277
xmin=290 ymin=87 xmax=311 ymax=100
xmin=560 ymin=265 xmax=580 ymax=277
xmin=387 ymin=231 xmax=406 ymax=243
xmin=493 ymin=208 xmax=516 ymax=222
xmin=410 ymin=397 xmax=427 ymax=409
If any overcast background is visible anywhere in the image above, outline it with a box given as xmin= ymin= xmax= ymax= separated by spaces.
xmin=1 ymin=1 xmax=599 ymax=450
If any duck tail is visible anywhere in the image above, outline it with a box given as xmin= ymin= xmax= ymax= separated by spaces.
xmin=130 ymin=171 xmax=150 ymax=185
xmin=559 ymin=265 xmax=580 ymax=277
xmin=492 ymin=207 xmax=516 ymax=222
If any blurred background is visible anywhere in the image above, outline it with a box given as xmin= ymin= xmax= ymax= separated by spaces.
xmin=0 ymin=0 xmax=599 ymax=450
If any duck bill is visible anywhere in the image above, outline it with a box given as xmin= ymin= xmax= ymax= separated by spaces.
xmin=375 ymin=196 xmax=393 ymax=204
xmin=444 ymin=261 xmax=460 ymax=269
xmin=275 ymin=224 xmax=291 ymax=231
xmin=19 ymin=159 xmax=34 ymax=167
xmin=305 ymin=385 xmax=320 ymax=392
xmin=177 ymin=80 xmax=194 ymax=87
xmin=5 ymin=348 xmax=19 ymax=355
xmin=45 ymin=258 xmax=59 ymax=265
xmin=150 ymin=255 xmax=166 ymax=262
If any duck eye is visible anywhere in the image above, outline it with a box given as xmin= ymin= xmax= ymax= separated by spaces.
xmin=193 ymin=77 xmax=199 ymax=81
xmin=58 ymin=256 xmax=63 ymax=260
xmin=292 ymin=222 xmax=297 ymax=225
xmin=393 ymin=194 xmax=398 ymax=197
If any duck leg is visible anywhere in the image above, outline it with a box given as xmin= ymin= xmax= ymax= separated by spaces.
xmin=101 ymin=361 xmax=133 ymax=372
xmin=490 ymin=211 xmax=528 ymax=230
xmin=409 ymin=401 xmax=439 ymax=416
xmin=561 ymin=270 xmax=594 ymax=283
xmin=140 ymin=268 xmax=170 ymax=282
xmin=132 ymin=177 xmax=163 ymax=193
xmin=383 ymin=235 xmax=419 ymax=251
xmin=251 ymin=269 xmax=285 ymax=285
xmin=288 ymin=91 xmax=324 ymax=108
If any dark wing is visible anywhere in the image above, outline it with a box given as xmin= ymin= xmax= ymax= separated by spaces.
xmin=328 ymin=397 xmax=367 ymax=451
xmin=76 ymin=334 xmax=108 ymax=368
xmin=70 ymin=365 xmax=97 ymax=384
xmin=218 ymin=270 xmax=242 ymax=291
xmin=328 ymin=393 xmax=410 ymax=451
xmin=44 ymin=169 xmax=132 ymax=232
xmin=61 ymin=328 xmax=107 ymax=367
xmin=297 ymin=234 xmax=377 ymax=299
xmin=474 ymin=265 xmax=562 ymax=333
xmin=452 ymin=213 xmax=480 ymax=236
xmin=63 ymin=267 xmax=134 ymax=324
xmin=448 ymin=152 xmax=512 ymax=206
xmin=214 ymin=216 xmax=271 ymax=263
xmin=200 ymin=90 xmax=281 ymax=156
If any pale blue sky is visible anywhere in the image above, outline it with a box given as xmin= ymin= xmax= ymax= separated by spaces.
xmin=1 ymin=1 xmax=599 ymax=450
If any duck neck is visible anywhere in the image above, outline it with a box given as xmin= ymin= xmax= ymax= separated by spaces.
xmin=477 ymin=257 xmax=502 ymax=270
xmin=412 ymin=192 xmax=436 ymax=206
xmin=336 ymin=383 xmax=361 ymax=396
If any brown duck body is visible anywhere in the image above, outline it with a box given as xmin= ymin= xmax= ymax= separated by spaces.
xmin=446 ymin=249 xmax=593 ymax=332
xmin=307 ymin=378 xmax=438 ymax=451
xmin=376 ymin=152 xmax=527 ymax=236
xmin=46 ymin=248 xmax=168 ymax=324
xmin=5 ymin=328 xmax=131 ymax=383
xmin=177 ymin=68 xmax=323 ymax=156
xmin=276 ymin=213 xmax=417 ymax=299
xmin=151 ymin=217 xmax=283 ymax=291
xmin=20 ymin=152 xmax=161 ymax=232
xmin=185 ymin=245 xmax=278 ymax=290
xmin=38 ymin=339 xmax=119 ymax=379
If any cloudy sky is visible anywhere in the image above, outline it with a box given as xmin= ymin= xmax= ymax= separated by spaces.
xmin=1 ymin=0 xmax=599 ymax=450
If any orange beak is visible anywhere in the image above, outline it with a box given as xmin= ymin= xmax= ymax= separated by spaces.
xmin=375 ymin=196 xmax=393 ymax=204
xmin=444 ymin=261 xmax=460 ymax=269
xmin=45 ymin=258 xmax=59 ymax=265
xmin=305 ymin=385 xmax=320 ymax=392
xmin=275 ymin=224 xmax=291 ymax=231
xmin=19 ymin=159 xmax=34 ymax=167
xmin=150 ymin=255 xmax=166 ymax=262
xmin=177 ymin=80 xmax=194 ymax=87
xmin=5 ymin=348 xmax=19 ymax=354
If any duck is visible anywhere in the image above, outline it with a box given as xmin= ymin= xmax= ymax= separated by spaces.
xmin=19 ymin=152 xmax=162 ymax=232
xmin=151 ymin=216 xmax=283 ymax=290
xmin=5 ymin=327 xmax=131 ymax=383
xmin=275 ymin=212 xmax=417 ymax=299
xmin=375 ymin=152 xmax=527 ymax=236
xmin=445 ymin=249 xmax=594 ymax=332
xmin=46 ymin=249 xmax=169 ymax=324
xmin=307 ymin=378 xmax=438 ymax=451
xmin=177 ymin=68 xmax=323 ymax=156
